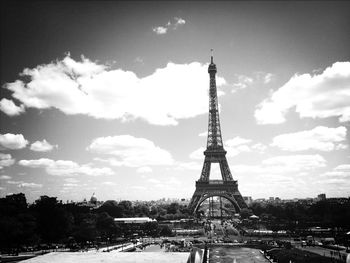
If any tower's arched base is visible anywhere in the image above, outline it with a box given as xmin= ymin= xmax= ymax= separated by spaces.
xmin=188 ymin=180 xmax=247 ymax=215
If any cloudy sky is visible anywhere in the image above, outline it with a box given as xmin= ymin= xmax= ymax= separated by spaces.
xmin=1 ymin=1 xmax=349 ymax=202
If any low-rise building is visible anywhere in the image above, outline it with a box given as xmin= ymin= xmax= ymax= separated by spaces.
xmin=114 ymin=217 xmax=156 ymax=224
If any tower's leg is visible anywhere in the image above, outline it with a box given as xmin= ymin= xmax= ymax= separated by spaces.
xmin=200 ymin=160 xmax=211 ymax=181
xmin=219 ymin=159 xmax=233 ymax=181
xmin=209 ymin=197 xmax=212 ymax=218
xmin=220 ymin=196 xmax=222 ymax=222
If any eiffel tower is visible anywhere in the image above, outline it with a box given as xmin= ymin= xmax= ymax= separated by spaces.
xmin=188 ymin=54 xmax=247 ymax=215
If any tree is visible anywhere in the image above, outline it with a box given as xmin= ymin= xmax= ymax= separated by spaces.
xmin=0 ymin=193 xmax=27 ymax=216
xmin=97 ymin=200 xmax=122 ymax=218
xmin=179 ymin=205 xmax=190 ymax=216
xmin=73 ymin=213 xmax=97 ymax=243
xmin=240 ymin=208 xmax=253 ymax=219
xmin=167 ymin=202 xmax=180 ymax=214
xmin=31 ymin=196 xmax=73 ymax=243
xmin=0 ymin=216 xmax=22 ymax=249
xmin=142 ymin=222 xmax=158 ymax=237
xmin=159 ymin=225 xmax=173 ymax=236
xmin=150 ymin=206 xmax=158 ymax=216
xmin=117 ymin=200 xmax=134 ymax=217
xmin=17 ymin=213 xmax=39 ymax=245
xmin=0 ymin=193 xmax=38 ymax=249
xmin=251 ymin=202 xmax=265 ymax=216
xmin=134 ymin=204 xmax=150 ymax=217
xmin=96 ymin=212 xmax=117 ymax=240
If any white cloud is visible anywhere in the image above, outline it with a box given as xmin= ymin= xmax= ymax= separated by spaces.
xmin=232 ymin=154 xmax=326 ymax=176
xmin=167 ymin=177 xmax=181 ymax=185
xmin=130 ymin=186 xmax=147 ymax=190
xmin=232 ymin=75 xmax=253 ymax=90
xmin=321 ymin=164 xmax=350 ymax=178
xmin=0 ymin=153 xmax=15 ymax=169
xmin=230 ymin=154 xmax=330 ymax=198
xmin=263 ymin=73 xmax=274 ymax=84
xmin=255 ymin=62 xmax=350 ymax=124
xmin=147 ymin=178 xmax=161 ymax=184
xmin=64 ymin=178 xmax=79 ymax=183
xmin=0 ymin=133 xmax=28 ymax=150
xmin=317 ymin=164 xmax=350 ymax=193
xmin=255 ymin=102 xmax=286 ymax=124
xmin=63 ymin=183 xmax=78 ymax=187
xmin=254 ymin=72 xmax=275 ymax=84
xmin=153 ymin=17 xmax=186 ymax=35
xmin=0 ymin=98 xmax=25 ymax=116
xmin=18 ymin=182 xmax=42 ymax=188
xmin=18 ymin=158 xmax=114 ymax=176
xmin=262 ymin=154 xmax=327 ymax=171
xmin=143 ymin=176 xmax=185 ymax=192
xmin=335 ymin=164 xmax=350 ymax=171
xmin=232 ymin=72 xmax=274 ymax=92
xmin=319 ymin=178 xmax=348 ymax=184
xmin=88 ymin=135 xmax=174 ymax=167
xmin=7 ymin=180 xmax=22 ymax=184
xmin=175 ymin=161 xmax=202 ymax=171
xmin=136 ymin=166 xmax=153 ymax=173
xmin=7 ymin=180 xmax=42 ymax=188
xmin=224 ymin=137 xmax=266 ymax=156
xmin=152 ymin=26 xmax=168 ymax=35
xmin=251 ymin=143 xmax=267 ymax=152
xmin=225 ymin=137 xmax=253 ymax=157
xmin=19 ymin=158 xmax=53 ymax=168
xmin=272 ymin=126 xmax=347 ymax=152
xmin=30 ymin=139 xmax=58 ymax=152
xmin=225 ymin=137 xmax=252 ymax=147
xmin=134 ymin=57 xmax=144 ymax=64
xmin=0 ymin=175 xmax=11 ymax=180
xmin=145 ymin=177 xmax=176 ymax=189
xmin=189 ymin=147 xmax=205 ymax=160
xmin=4 ymin=55 xmax=225 ymax=126
xmin=198 ymin=131 xmax=207 ymax=137
xmin=231 ymin=164 xmax=262 ymax=174
xmin=101 ymin=181 xmax=116 ymax=186
xmin=174 ymin=17 xmax=186 ymax=27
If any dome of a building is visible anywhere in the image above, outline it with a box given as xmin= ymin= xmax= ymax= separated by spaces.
xmin=90 ymin=193 xmax=97 ymax=204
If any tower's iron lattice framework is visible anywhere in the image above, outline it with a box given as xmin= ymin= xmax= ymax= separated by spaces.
xmin=188 ymin=56 xmax=247 ymax=214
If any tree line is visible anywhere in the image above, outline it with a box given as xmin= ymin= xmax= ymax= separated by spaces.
xmin=249 ymin=200 xmax=350 ymax=230
xmin=0 ymin=193 xmax=188 ymax=251
xmin=1 ymin=193 xmax=349 ymax=251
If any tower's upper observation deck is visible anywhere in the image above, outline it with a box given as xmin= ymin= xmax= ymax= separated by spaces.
xmin=208 ymin=56 xmax=217 ymax=73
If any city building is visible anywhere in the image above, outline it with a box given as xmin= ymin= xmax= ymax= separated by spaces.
xmin=317 ymin=193 xmax=326 ymax=201
xmin=114 ymin=217 xmax=156 ymax=224
xmin=76 ymin=193 xmax=103 ymax=208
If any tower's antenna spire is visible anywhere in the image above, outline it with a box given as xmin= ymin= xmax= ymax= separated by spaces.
xmin=210 ymin=48 xmax=214 ymax=63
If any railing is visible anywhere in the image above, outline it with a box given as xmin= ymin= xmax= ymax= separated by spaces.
xmin=196 ymin=180 xmax=237 ymax=185
xmin=208 ymin=180 xmax=224 ymax=184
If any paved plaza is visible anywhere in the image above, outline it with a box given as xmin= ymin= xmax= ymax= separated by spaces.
xmin=22 ymin=251 xmax=190 ymax=263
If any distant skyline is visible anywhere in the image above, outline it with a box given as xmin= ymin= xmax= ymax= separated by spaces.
xmin=1 ymin=1 xmax=349 ymax=202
